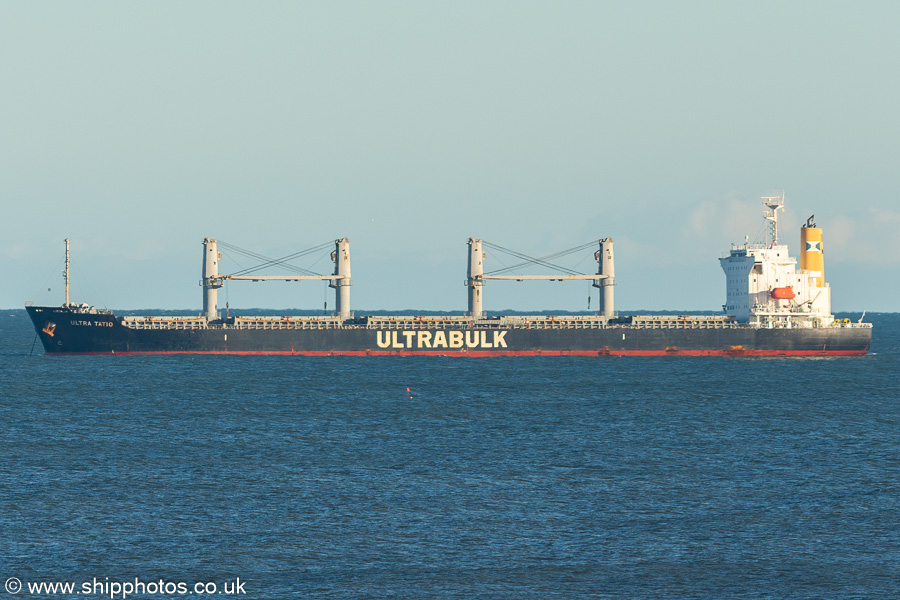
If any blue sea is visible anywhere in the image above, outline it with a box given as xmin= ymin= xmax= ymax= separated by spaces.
xmin=1 ymin=310 xmax=898 ymax=599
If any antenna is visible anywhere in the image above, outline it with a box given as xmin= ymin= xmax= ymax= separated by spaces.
xmin=64 ymin=238 xmax=70 ymax=306
xmin=761 ymin=192 xmax=785 ymax=246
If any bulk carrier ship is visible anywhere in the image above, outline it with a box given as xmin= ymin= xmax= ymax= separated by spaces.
xmin=26 ymin=196 xmax=872 ymax=356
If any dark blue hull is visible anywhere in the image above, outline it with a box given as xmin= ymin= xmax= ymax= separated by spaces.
xmin=26 ymin=306 xmax=872 ymax=356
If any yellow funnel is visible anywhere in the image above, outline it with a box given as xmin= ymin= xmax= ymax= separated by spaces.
xmin=800 ymin=225 xmax=824 ymax=287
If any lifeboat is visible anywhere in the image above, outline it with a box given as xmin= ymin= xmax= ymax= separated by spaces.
xmin=770 ymin=286 xmax=796 ymax=300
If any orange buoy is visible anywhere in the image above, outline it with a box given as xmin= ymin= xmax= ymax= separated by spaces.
xmin=771 ymin=286 xmax=796 ymax=300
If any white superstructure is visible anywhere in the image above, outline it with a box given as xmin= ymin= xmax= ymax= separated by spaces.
xmin=719 ymin=194 xmax=832 ymax=327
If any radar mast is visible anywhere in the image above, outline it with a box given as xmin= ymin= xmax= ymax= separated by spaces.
xmin=762 ymin=192 xmax=785 ymax=246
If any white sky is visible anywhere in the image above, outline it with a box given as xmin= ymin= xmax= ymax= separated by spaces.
xmin=2 ymin=1 xmax=897 ymax=312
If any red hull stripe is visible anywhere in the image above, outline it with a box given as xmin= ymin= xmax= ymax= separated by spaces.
xmin=50 ymin=349 xmax=869 ymax=357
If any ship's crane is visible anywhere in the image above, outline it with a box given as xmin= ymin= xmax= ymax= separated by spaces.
xmin=201 ymin=238 xmax=351 ymax=321
xmin=465 ymin=238 xmax=615 ymax=319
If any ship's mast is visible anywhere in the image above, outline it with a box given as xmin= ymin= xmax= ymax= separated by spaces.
xmin=466 ymin=238 xmax=484 ymax=318
xmin=201 ymin=238 xmax=223 ymax=321
xmin=64 ymin=238 xmax=70 ymax=306
xmin=595 ymin=238 xmax=615 ymax=318
xmin=762 ymin=192 xmax=785 ymax=246
xmin=330 ymin=237 xmax=352 ymax=320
